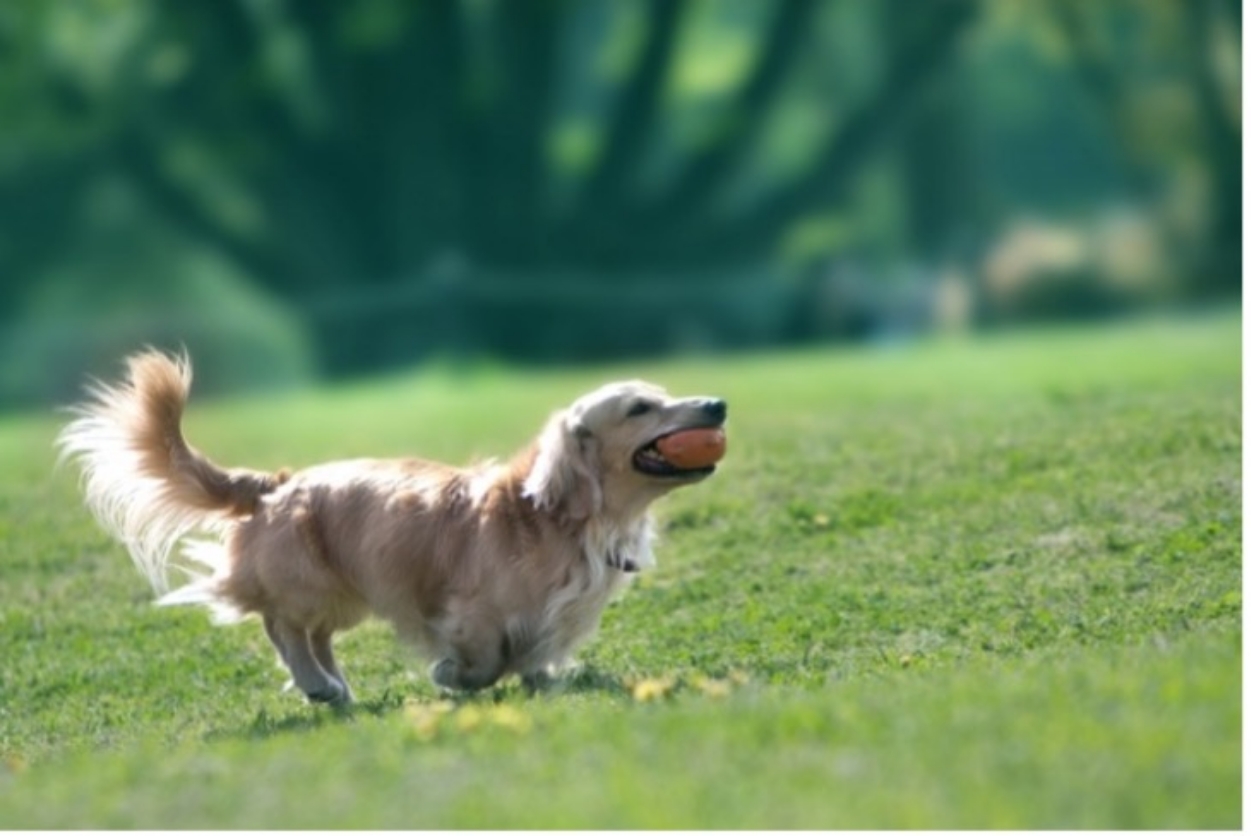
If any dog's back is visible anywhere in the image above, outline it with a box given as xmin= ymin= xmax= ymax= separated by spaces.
xmin=220 ymin=454 xmax=609 ymax=672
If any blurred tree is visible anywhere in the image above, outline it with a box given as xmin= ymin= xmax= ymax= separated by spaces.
xmin=0 ymin=2 xmax=110 ymax=330
xmin=887 ymin=0 xmax=982 ymax=265
xmin=0 ymin=0 xmax=978 ymax=375
xmin=12 ymin=0 xmax=1233 ymax=393
xmin=1046 ymin=0 xmax=1241 ymax=296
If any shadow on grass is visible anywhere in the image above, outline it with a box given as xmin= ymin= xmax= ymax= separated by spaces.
xmin=203 ymin=693 xmax=404 ymax=745
xmin=524 ymin=665 xmax=631 ymax=699
xmin=204 ymin=666 xmax=631 ymax=745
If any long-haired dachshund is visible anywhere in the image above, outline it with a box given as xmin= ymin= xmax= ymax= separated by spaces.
xmin=57 ymin=351 xmax=726 ymax=704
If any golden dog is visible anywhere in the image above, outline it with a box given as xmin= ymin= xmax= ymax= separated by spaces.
xmin=57 ymin=351 xmax=726 ymax=704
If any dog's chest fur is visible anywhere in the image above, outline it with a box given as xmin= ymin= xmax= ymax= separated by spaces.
xmin=515 ymin=517 xmax=654 ymax=673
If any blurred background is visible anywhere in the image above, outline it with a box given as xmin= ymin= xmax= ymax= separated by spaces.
xmin=0 ymin=0 xmax=1241 ymax=408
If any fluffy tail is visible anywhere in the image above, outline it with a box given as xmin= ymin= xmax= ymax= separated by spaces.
xmin=56 ymin=350 xmax=283 ymax=595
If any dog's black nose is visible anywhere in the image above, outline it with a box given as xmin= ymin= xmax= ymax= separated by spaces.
xmin=701 ymin=398 xmax=727 ymax=423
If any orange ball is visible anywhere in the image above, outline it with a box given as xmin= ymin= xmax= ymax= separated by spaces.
xmin=655 ymin=427 xmax=727 ymax=469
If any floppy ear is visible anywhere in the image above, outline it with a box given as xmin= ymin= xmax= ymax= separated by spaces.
xmin=523 ymin=410 xmax=602 ymax=521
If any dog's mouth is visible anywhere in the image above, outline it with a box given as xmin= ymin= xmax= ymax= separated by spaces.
xmin=632 ymin=427 xmax=723 ymax=480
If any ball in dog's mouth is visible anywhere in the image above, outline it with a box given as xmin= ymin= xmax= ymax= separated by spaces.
xmin=633 ymin=427 xmax=726 ymax=478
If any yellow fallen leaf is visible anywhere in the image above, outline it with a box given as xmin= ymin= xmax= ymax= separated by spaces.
xmin=632 ymin=676 xmax=676 ymax=702
xmin=454 ymin=705 xmax=484 ymax=732
xmin=487 ymin=705 xmax=533 ymax=734
xmin=404 ymin=700 xmax=454 ymax=741
xmin=693 ymin=676 xmax=731 ymax=698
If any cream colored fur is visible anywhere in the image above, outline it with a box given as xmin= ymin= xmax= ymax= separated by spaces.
xmin=57 ymin=351 xmax=724 ymax=704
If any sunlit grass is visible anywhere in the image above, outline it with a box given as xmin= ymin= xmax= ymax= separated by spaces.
xmin=0 ymin=311 xmax=1239 ymax=828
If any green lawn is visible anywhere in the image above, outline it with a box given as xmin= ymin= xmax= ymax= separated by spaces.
xmin=0 ymin=311 xmax=1240 ymax=828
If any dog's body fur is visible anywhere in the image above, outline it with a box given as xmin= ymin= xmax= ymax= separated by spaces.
xmin=57 ymin=351 xmax=725 ymax=703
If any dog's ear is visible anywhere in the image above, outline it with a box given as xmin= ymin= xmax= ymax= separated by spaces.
xmin=523 ymin=409 xmax=602 ymax=521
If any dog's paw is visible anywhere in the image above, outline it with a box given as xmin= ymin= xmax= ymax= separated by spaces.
xmin=282 ymin=675 xmax=353 ymax=705
xmin=303 ymin=681 xmax=352 ymax=706
xmin=520 ymin=669 xmax=558 ymax=693
xmin=430 ymin=658 xmax=502 ymax=692
xmin=430 ymin=658 xmax=464 ymax=691
xmin=306 ymin=688 xmax=351 ymax=707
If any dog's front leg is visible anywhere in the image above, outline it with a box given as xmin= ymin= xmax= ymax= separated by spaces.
xmin=430 ymin=654 xmax=506 ymax=691
xmin=429 ymin=626 xmax=509 ymax=692
xmin=520 ymin=668 xmax=556 ymax=692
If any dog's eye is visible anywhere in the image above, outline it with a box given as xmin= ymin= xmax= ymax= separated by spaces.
xmin=626 ymin=401 xmax=653 ymax=418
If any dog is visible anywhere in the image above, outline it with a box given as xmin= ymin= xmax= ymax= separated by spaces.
xmin=56 ymin=351 xmax=726 ymax=704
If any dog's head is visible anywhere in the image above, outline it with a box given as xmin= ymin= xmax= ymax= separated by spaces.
xmin=523 ymin=380 xmax=727 ymax=522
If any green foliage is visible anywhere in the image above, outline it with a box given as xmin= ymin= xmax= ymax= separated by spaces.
xmin=5 ymin=0 xmax=1235 ymax=383
xmin=0 ymin=181 xmax=315 ymax=406
xmin=0 ymin=312 xmax=1239 ymax=828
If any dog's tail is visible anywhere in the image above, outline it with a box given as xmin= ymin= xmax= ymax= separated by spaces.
xmin=56 ymin=350 xmax=284 ymax=595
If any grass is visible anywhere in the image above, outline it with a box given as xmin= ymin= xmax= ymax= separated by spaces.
xmin=0 ymin=311 xmax=1240 ymax=828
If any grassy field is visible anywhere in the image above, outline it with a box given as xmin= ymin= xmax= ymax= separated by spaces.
xmin=0 ymin=311 xmax=1240 ymax=828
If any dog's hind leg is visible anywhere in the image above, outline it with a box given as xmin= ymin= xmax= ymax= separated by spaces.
xmin=264 ymin=616 xmax=349 ymax=705
xmin=310 ymin=628 xmax=353 ymax=703
xmin=263 ymin=614 xmax=289 ymax=667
